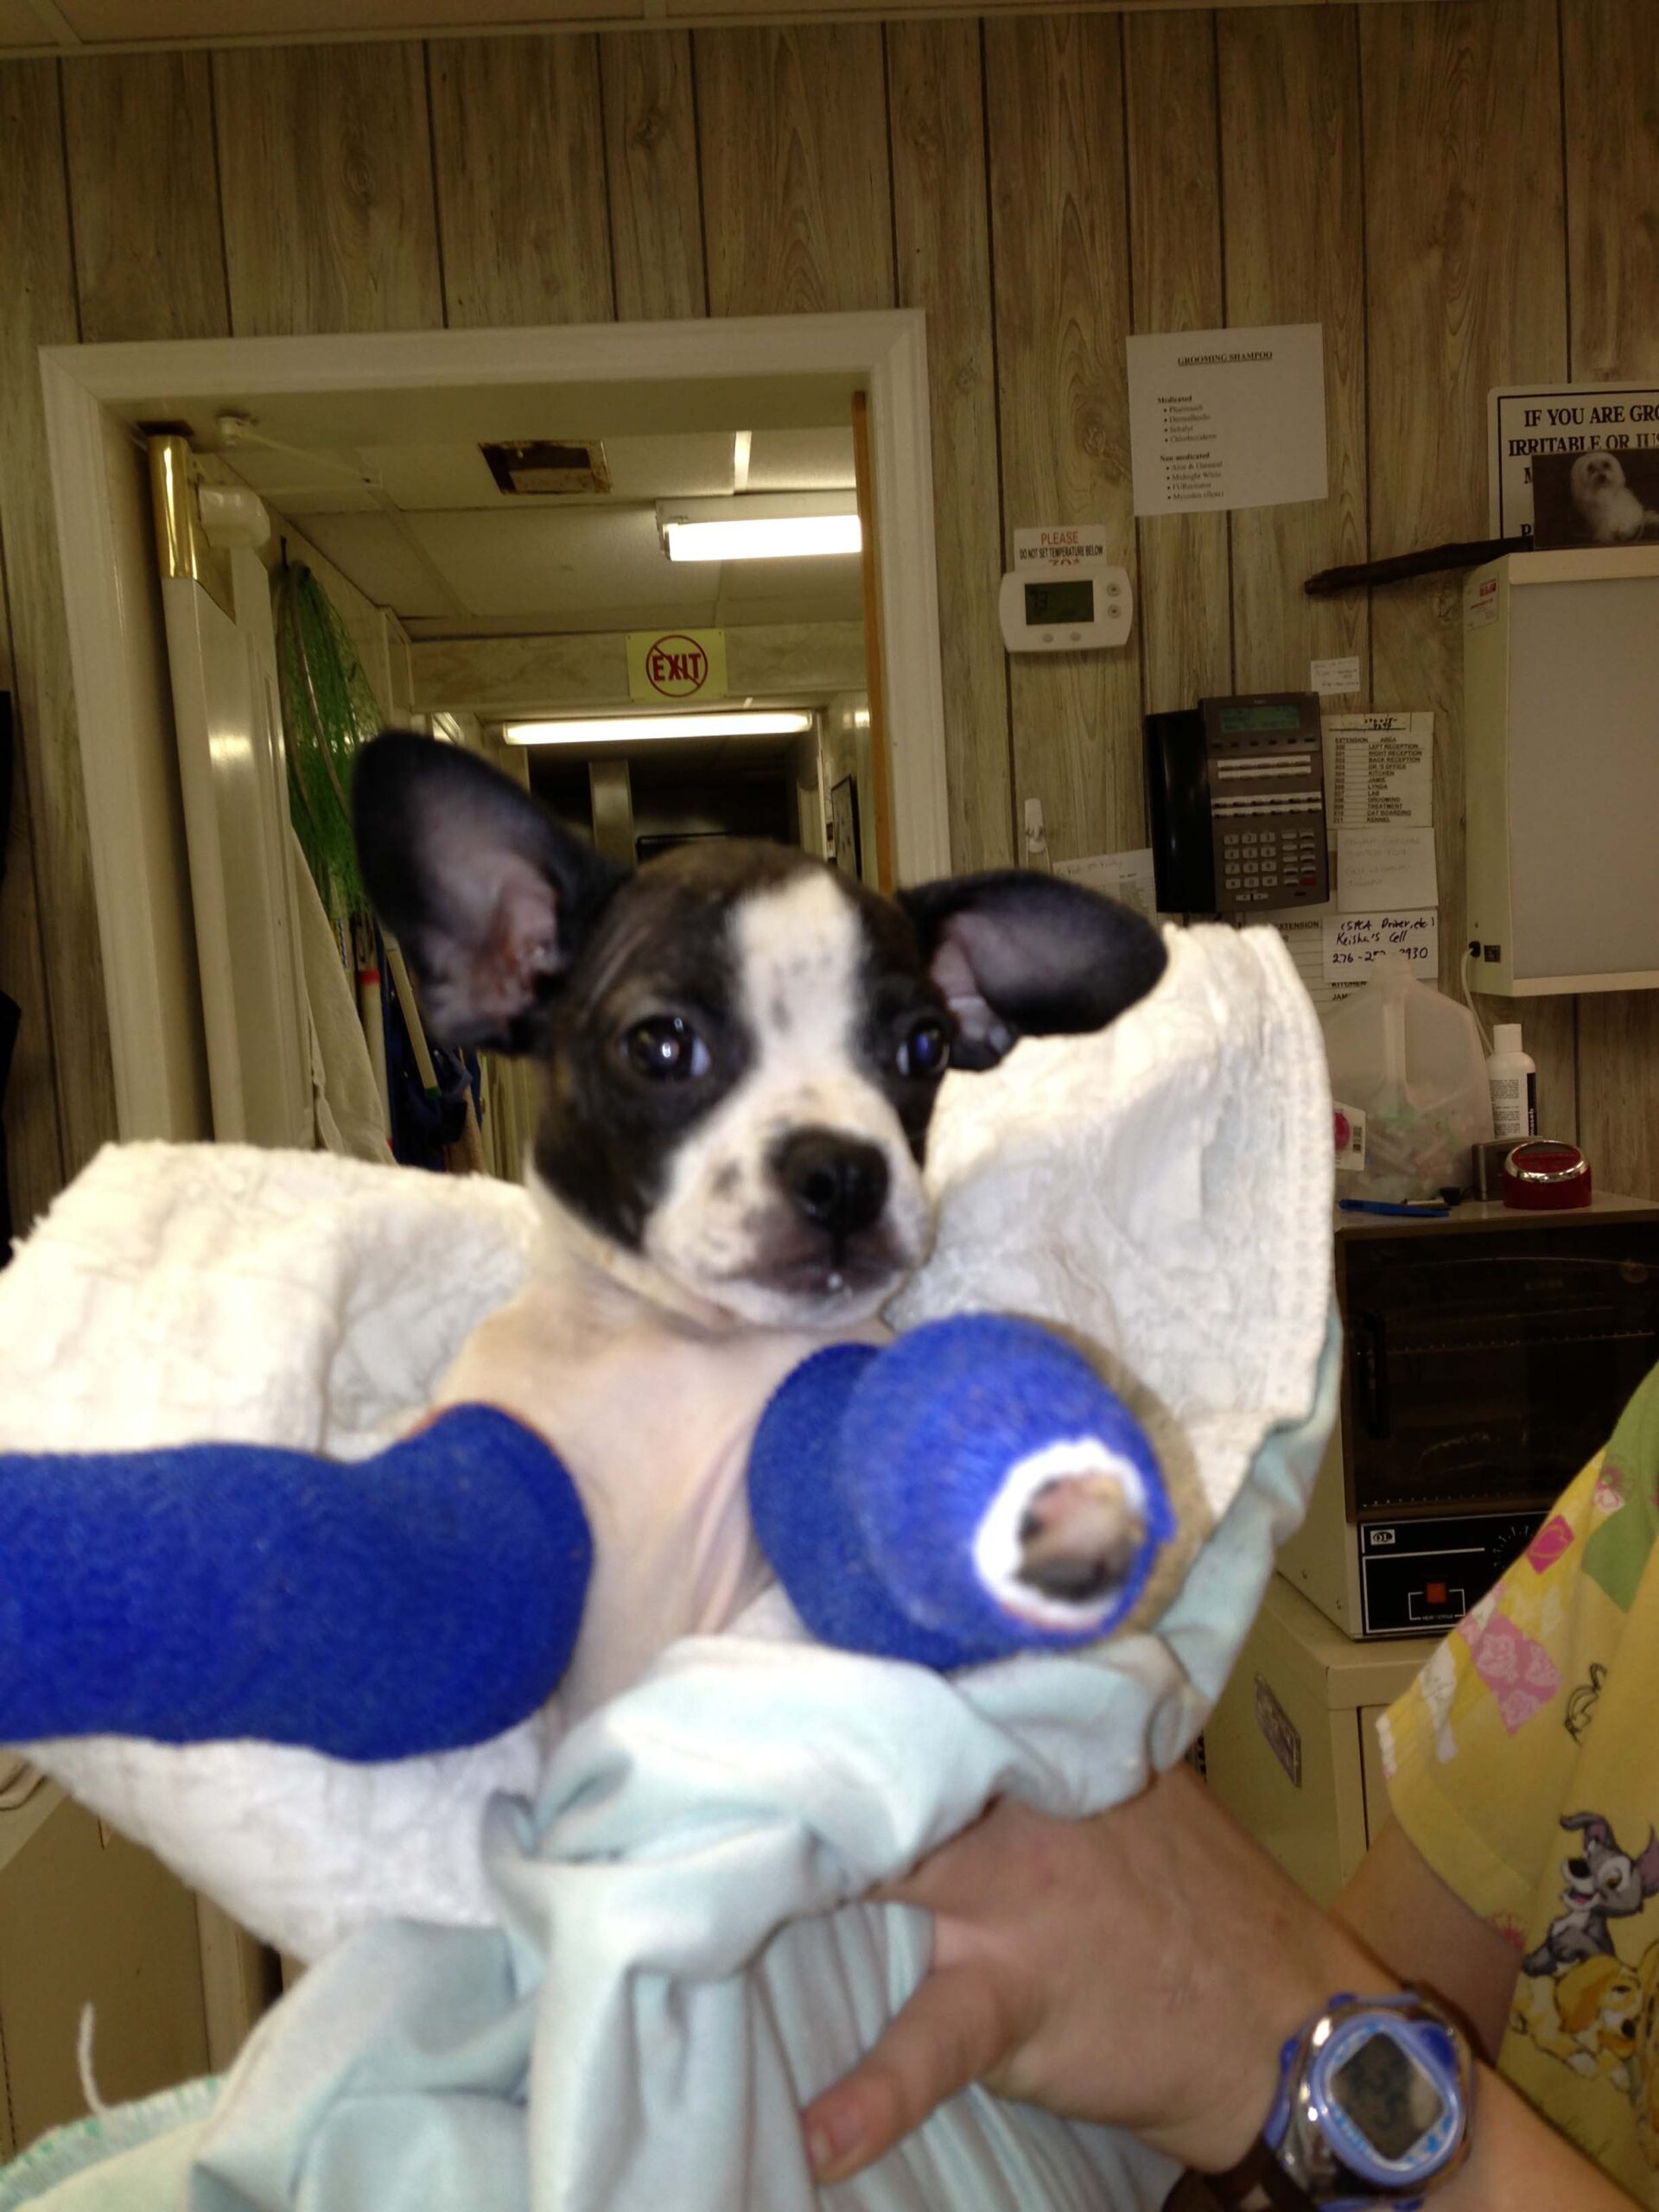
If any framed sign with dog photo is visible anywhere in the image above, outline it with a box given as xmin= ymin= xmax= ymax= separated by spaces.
xmin=1488 ymin=380 xmax=1659 ymax=538
xmin=1531 ymin=448 xmax=1659 ymax=550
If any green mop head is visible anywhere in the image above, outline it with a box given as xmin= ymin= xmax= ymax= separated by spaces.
xmin=275 ymin=561 xmax=380 ymax=925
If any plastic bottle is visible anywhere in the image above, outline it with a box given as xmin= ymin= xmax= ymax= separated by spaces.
xmin=1486 ymin=1022 xmax=1537 ymax=1141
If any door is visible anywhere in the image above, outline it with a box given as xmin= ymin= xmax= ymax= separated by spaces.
xmin=149 ymin=437 xmax=310 ymax=1147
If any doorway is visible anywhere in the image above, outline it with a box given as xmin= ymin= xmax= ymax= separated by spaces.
xmin=41 ymin=314 xmax=949 ymax=1152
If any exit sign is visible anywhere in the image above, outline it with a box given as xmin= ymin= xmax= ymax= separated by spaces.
xmin=626 ymin=628 xmax=728 ymax=706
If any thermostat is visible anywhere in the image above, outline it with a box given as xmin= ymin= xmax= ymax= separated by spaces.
xmin=998 ymin=562 xmax=1133 ymax=653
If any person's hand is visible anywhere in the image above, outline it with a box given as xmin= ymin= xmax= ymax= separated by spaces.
xmin=802 ymin=1764 xmax=1386 ymax=2184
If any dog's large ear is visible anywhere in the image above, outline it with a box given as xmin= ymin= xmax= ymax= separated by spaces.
xmin=353 ymin=732 xmax=626 ymax=1052
xmin=898 ymin=870 xmax=1166 ymax=1071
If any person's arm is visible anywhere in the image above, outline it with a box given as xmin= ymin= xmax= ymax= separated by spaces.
xmin=800 ymin=1770 xmax=1635 ymax=2205
xmin=1333 ymin=1813 xmax=1522 ymax=2062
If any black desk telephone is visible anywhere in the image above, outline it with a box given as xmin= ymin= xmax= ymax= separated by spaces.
xmin=1144 ymin=691 xmax=1331 ymax=918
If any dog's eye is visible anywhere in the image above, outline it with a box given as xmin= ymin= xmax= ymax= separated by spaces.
xmin=622 ymin=1015 xmax=711 ymax=1081
xmin=897 ymin=1016 xmax=950 ymax=1079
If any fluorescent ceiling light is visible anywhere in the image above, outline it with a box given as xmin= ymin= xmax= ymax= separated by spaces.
xmin=656 ymin=492 xmax=861 ymax=563
xmin=504 ymin=711 xmax=814 ymax=746
xmin=664 ymin=513 xmax=861 ymax=562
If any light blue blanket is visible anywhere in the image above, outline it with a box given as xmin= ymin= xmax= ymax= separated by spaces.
xmin=2 ymin=1323 xmax=1338 ymax=2212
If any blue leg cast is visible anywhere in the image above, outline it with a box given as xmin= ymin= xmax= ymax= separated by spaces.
xmin=749 ymin=1316 xmax=1172 ymax=1669
xmin=0 ymin=1407 xmax=592 ymax=1761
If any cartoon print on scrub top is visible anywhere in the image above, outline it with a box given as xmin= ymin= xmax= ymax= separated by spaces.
xmin=1523 ymin=1814 xmax=1659 ymax=1976
xmin=1512 ymin=1942 xmax=1659 ymax=2099
xmin=1376 ymin=1355 xmax=1659 ymax=2190
xmin=1566 ymin=1662 xmax=1609 ymax=1744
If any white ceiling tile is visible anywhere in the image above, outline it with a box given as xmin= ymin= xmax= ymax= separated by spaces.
xmin=715 ymin=551 xmax=864 ymax=626
xmin=292 ymin=512 xmax=459 ymax=620
xmin=404 ymin=505 xmax=709 ymax=621
xmin=746 ymin=428 xmax=856 ymax=493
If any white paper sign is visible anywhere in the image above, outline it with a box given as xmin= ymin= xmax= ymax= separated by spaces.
xmin=1014 ymin=525 xmax=1109 ymax=569
xmin=1465 ymin=573 xmax=1500 ymax=632
xmin=1323 ymin=909 xmax=1439 ymax=982
xmin=1337 ymin=826 xmax=1438 ymax=912
xmin=1489 ymin=381 xmax=1659 ymax=538
xmin=1053 ymin=848 xmax=1160 ymax=922
xmin=1324 ymin=713 xmax=1433 ymax=830
xmin=1274 ymin=917 xmax=1363 ymax=1011
xmin=1310 ymin=656 xmax=1361 ymax=697
xmin=1128 ymin=323 xmax=1328 ymax=517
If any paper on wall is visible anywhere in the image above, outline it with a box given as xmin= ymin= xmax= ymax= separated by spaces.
xmin=1127 ymin=322 xmax=1328 ymax=517
xmin=1053 ymin=848 xmax=1160 ymax=924
xmin=1274 ymin=918 xmax=1357 ymax=1014
xmin=1336 ymin=827 xmax=1438 ymax=913
xmin=1322 ymin=713 xmax=1433 ymax=830
xmin=1309 ymin=656 xmax=1361 ymax=699
xmin=1322 ymin=910 xmax=1439 ymax=985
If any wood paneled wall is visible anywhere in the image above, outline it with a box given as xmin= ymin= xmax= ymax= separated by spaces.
xmin=0 ymin=0 xmax=1655 ymax=1235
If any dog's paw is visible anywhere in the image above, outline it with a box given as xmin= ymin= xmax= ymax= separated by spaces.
xmin=1014 ymin=1471 xmax=1147 ymax=1605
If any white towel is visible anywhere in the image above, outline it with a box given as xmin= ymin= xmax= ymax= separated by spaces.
xmin=0 ymin=921 xmax=1332 ymax=1974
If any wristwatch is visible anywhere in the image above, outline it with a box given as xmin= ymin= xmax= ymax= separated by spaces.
xmin=1207 ymin=1991 xmax=1475 ymax=2210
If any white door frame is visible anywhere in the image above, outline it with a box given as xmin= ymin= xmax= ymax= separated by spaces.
xmin=41 ymin=311 xmax=951 ymax=1143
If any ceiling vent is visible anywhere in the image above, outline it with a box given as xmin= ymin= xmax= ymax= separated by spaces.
xmin=480 ymin=440 xmax=611 ymax=496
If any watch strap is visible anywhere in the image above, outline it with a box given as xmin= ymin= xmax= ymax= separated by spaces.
xmin=1202 ymin=2139 xmax=1319 ymax=2211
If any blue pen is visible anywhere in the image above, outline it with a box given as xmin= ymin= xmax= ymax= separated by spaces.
xmin=1338 ymin=1198 xmax=1450 ymax=1218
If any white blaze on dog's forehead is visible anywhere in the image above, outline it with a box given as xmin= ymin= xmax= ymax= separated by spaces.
xmin=636 ymin=862 xmax=934 ymax=1327
xmin=730 ymin=869 xmax=863 ymax=1064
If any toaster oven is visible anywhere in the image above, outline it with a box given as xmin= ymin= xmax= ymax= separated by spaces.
xmin=1278 ymin=1196 xmax=1659 ymax=1639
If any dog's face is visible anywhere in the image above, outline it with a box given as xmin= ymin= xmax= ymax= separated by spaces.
xmin=1554 ymin=1955 xmax=1643 ymax=2051
xmin=1569 ymin=1838 xmax=1648 ymax=1918
xmin=1572 ymin=449 xmax=1626 ymax=504
xmin=354 ymin=734 xmax=1166 ymax=1328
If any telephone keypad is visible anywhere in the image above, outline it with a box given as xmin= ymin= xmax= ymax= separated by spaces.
xmin=1218 ymin=815 xmax=1327 ymax=907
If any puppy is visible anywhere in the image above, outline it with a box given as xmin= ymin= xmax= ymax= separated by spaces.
xmin=354 ymin=734 xmax=1168 ymax=1719
xmin=1514 ymin=1952 xmax=1643 ymax=2088
xmin=1569 ymin=449 xmax=1656 ymax=545
xmin=1524 ymin=1813 xmax=1659 ymax=1975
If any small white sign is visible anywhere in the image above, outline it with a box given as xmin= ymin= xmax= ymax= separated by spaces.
xmin=1310 ymin=655 xmax=1361 ymax=697
xmin=1489 ymin=381 xmax=1659 ymax=538
xmin=1127 ymin=322 xmax=1328 ymax=517
xmin=1322 ymin=909 xmax=1439 ymax=982
xmin=1465 ymin=573 xmax=1500 ymax=632
xmin=1014 ymin=526 xmax=1109 ymax=569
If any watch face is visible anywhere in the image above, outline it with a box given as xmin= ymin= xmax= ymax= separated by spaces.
xmin=1331 ymin=2029 xmax=1445 ymax=2163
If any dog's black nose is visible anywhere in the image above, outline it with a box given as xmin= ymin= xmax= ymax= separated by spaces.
xmin=774 ymin=1129 xmax=890 ymax=1237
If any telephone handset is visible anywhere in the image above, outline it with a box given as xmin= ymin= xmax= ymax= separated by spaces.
xmin=1144 ymin=692 xmax=1330 ymax=919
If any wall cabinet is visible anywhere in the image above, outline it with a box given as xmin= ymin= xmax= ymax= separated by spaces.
xmin=0 ymin=1784 xmax=213 ymax=2158
xmin=1204 ymin=1576 xmax=1439 ymax=1907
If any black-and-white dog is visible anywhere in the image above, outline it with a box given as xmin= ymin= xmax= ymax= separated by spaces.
xmin=354 ymin=733 xmax=1168 ymax=1714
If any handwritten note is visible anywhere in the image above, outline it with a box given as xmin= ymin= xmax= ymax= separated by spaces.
xmin=1310 ymin=656 xmax=1362 ymax=698
xmin=1323 ymin=713 xmax=1433 ymax=830
xmin=1322 ymin=910 xmax=1440 ymax=983
xmin=1336 ymin=826 xmax=1438 ymax=912
xmin=1054 ymin=848 xmax=1160 ymax=923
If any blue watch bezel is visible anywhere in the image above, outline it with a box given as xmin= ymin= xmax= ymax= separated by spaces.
xmin=1262 ymin=1992 xmax=1471 ymax=2208
xmin=1307 ymin=2010 xmax=1466 ymax=2186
